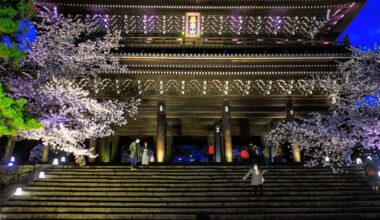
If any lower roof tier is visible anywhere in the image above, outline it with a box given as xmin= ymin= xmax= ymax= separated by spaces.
xmin=113 ymin=48 xmax=347 ymax=76
xmin=92 ymin=75 xmax=332 ymax=98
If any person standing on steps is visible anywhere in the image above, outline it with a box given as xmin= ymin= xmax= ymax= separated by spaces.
xmin=263 ymin=147 xmax=270 ymax=166
xmin=343 ymin=148 xmax=353 ymax=165
xmin=208 ymin=143 xmax=215 ymax=163
xmin=142 ymin=142 xmax=149 ymax=166
xmin=243 ymin=162 xmax=267 ymax=195
xmin=129 ymin=138 xmax=141 ymax=170
xmin=75 ymin=155 xmax=86 ymax=166
xmin=249 ymin=143 xmax=259 ymax=164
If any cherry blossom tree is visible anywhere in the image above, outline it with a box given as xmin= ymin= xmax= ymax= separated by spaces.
xmin=2 ymin=12 xmax=140 ymax=157
xmin=265 ymin=49 xmax=380 ymax=167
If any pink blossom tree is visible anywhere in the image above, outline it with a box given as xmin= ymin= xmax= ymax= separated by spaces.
xmin=2 ymin=13 xmax=140 ymax=157
xmin=265 ymin=49 xmax=380 ymax=167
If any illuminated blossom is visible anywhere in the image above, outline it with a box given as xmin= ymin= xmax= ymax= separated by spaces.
xmin=266 ymin=49 xmax=380 ymax=167
xmin=3 ymin=13 xmax=140 ymax=157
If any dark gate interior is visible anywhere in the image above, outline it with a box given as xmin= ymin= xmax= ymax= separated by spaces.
xmin=172 ymin=136 xmax=208 ymax=163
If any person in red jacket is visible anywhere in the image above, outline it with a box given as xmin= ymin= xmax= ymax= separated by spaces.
xmin=208 ymin=143 xmax=215 ymax=163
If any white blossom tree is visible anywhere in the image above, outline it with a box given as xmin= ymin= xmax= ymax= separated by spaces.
xmin=265 ymin=49 xmax=380 ymax=167
xmin=2 ymin=12 xmax=140 ymax=157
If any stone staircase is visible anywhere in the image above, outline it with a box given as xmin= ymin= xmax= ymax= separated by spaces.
xmin=0 ymin=165 xmax=380 ymax=219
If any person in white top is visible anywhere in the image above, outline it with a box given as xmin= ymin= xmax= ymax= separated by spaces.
xmin=243 ymin=162 xmax=267 ymax=195
xmin=142 ymin=142 xmax=149 ymax=166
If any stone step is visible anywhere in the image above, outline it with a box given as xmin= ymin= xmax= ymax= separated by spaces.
xmin=42 ymin=174 xmax=366 ymax=180
xmin=51 ymin=165 xmax=360 ymax=169
xmin=0 ymin=213 xmax=194 ymax=220
xmin=1 ymin=165 xmax=377 ymax=220
xmin=23 ymin=186 xmax=371 ymax=192
xmin=35 ymin=178 xmax=368 ymax=184
xmin=46 ymin=167 xmax=364 ymax=172
xmin=0 ymin=213 xmax=379 ymax=220
xmin=10 ymin=194 xmax=380 ymax=202
xmin=21 ymin=190 xmax=374 ymax=197
xmin=28 ymin=181 xmax=369 ymax=187
xmin=5 ymin=200 xmax=380 ymax=208
xmin=44 ymin=171 xmax=365 ymax=176
xmin=212 ymin=213 xmax=380 ymax=220
xmin=1 ymin=206 xmax=379 ymax=214
xmin=49 ymin=165 xmax=306 ymax=169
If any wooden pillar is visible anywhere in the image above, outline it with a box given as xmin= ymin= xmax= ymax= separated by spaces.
xmin=290 ymin=134 xmax=301 ymax=163
xmin=286 ymin=99 xmax=301 ymax=162
xmin=98 ymin=137 xmax=111 ymax=163
xmin=286 ymin=100 xmax=295 ymax=121
xmin=42 ymin=144 xmax=49 ymax=163
xmin=88 ymin=138 xmax=97 ymax=163
xmin=111 ymin=135 xmax=120 ymax=163
xmin=292 ymin=144 xmax=302 ymax=162
xmin=222 ymin=100 xmax=233 ymax=162
xmin=156 ymin=100 xmax=167 ymax=163
xmin=166 ymin=135 xmax=173 ymax=163
xmin=214 ymin=122 xmax=223 ymax=163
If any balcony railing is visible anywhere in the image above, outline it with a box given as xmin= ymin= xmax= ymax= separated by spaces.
xmin=121 ymin=37 xmax=348 ymax=48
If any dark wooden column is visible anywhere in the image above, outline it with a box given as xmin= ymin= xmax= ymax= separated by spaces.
xmin=156 ymin=100 xmax=167 ymax=163
xmin=166 ymin=135 xmax=173 ymax=163
xmin=111 ymin=135 xmax=120 ymax=163
xmin=214 ymin=121 xmax=223 ymax=163
xmin=286 ymin=100 xmax=295 ymax=121
xmin=222 ymin=100 xmax=233 ymax=162
xmin=88 ymin=138 xmax=97 ymax=163
xmin=42 ymin=145 xmax=49 ymax=163
xmin=286 ymin=99 xmax=301 ymax=162
xmin=98 ymin=137 xmax=111 ymax=163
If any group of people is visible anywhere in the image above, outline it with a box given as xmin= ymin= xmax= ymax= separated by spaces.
xmin=241 ymin=143 xmax=272 ymax=166
xmin=129 ymin=138 xmax=151 ymax=170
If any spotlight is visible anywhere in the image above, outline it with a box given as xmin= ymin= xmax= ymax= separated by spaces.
xmin=7 ymin=162 xmax=14 ymax=167
xmin=52 ymin=158 xmax=59 ymax=165
xmin=38 ymin=172 xmax=45 ymax=179
xmin=14 ymin=188 xmax=23 ymax=196
xmin=367 ymin=156 xmax=372 ymax=161
xmin=356 ymin=158 xmax=363 ymax=164
xmin=10 ymin=156 xmax=15 ymax=162
xmin=61 ymin=157 xmax=66 ymax=162
xmin=324 ymin=157 xmax=330 ymax=162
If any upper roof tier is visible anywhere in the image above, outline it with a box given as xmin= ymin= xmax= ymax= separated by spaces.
xmin=36 ymin=0 xmax=366 ymax=40
xmin=37 ymin=0 xmax=365 ymax=7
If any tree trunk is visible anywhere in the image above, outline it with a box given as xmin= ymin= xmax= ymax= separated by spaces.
xmin=2 ymin=135 xmax=16 ymax=164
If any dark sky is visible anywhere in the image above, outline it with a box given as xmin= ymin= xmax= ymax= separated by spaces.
xmin=341 ymin=0 xmax=380 ymax=48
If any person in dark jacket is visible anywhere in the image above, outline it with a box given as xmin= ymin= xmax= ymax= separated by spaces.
xmin=249 ymin=143 xmax=260 ymax=164
xmin=129 ymin=138 xmax=141 ymax=170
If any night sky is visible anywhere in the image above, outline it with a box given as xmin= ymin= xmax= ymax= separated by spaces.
xmin=341 ymin=0 xmax=380 ymax=49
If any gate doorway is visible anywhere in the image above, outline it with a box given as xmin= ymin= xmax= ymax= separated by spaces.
xmin=172 ymin=136 xmax=208 ymax=163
